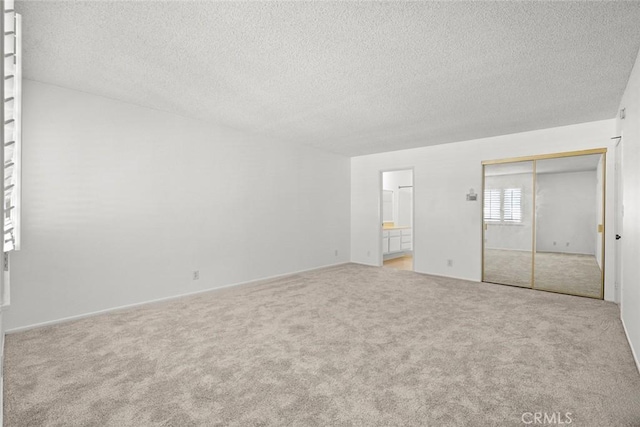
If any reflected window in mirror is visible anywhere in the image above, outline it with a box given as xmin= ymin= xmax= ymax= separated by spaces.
xmin=484 ymin=188 xmax=523 ymax=223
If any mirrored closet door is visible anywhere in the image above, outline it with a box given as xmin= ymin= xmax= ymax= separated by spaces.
xmin=482 ymin=150 xmax=606 ymax=299
xmin=483 ymin=161 xmax=534 ymax=288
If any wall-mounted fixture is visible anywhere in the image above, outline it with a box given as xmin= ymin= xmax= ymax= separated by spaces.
xmin=466 ymin=188 xmax=477 ymax=201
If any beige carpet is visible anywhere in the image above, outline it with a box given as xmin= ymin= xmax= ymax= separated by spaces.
xmin=484 ymin=249 xmax=603 ymax=298
xmin=4 ymin=264 xmax=640 ymax=426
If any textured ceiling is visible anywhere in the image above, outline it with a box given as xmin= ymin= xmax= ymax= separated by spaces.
xmin=18 ymin=1 xmax=640 ymax=156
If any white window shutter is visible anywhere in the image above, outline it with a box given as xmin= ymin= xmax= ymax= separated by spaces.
xmin=3 ymin=2 xmax=20 ymax=253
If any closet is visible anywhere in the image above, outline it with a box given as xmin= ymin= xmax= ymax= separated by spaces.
xmin=482 ymin=149 xmax=606 ymax=299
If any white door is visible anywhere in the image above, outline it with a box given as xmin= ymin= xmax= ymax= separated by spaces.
xmin=615 ymin=137 xmax=623 ymax=304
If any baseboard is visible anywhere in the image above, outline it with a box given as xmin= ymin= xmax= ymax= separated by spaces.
xmin=484 ymin=247 xmax=532 ymax=252
xmin=621 ymin=316 xmax=640 ymax=375
xmin=0 ymin=370 xmax=3 ymax=427
xmin=414 ymin=269 xmax=479 ymax=283
xmin=350 ymin=261 xmax=380 ymax=268
xmin=350 ymin=261 xmax=480 ymax=283
xmin=383 ymin=252 xmax=412 ymax=261
xmin=486 ymin=248 xmax=595 ymax=256
xmin=535 ymin=250 xmax=595 ymax=256
xmin=5 ymin=261 xmax=350 ymax=334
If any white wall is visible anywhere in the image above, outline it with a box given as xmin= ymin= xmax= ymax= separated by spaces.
xmin=5 ymin=81 xmax=351 ymax=331
xmin=351 ymin=119 xmax=617 ymax=300
xmin=484 ymin=173 xmax=533 ymax=252
xmin=617 ymin=48 xmax=640 ymax=369
xmin=536 ymin=171 xmax=597 ymax=255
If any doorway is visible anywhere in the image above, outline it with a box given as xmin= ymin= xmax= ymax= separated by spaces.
xmin=380 ymin=169 xmax=414 ymax=271
xmin=482 ymin=149 xmax=606 ymax=299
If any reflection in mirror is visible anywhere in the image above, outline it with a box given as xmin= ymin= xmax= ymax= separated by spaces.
xmin=534 ymin=154 xmax=604 ymax=298
xmin=483 ymin=161 xmax=534 ymax=288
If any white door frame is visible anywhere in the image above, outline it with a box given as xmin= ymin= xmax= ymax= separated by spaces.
xmin=379 ymin=168 xmax=415 ymax=269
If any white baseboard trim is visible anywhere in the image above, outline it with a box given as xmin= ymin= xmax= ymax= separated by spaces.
xmin=621 ymin=316 xmax=640 ymax=375
xmin=486 ymin=247 xmax=595 ymax=256
xmin=414 ymin=270 xmax=479 ymax=283
xmin=350 ymin=261 xmax=380 ymax=268
xmin=350 ymin=261 xmax=480 ymax=283
xmin=1 ymin=331 xmax=4 ymax=427
xmin=5 ymin=261 xmax=350 ymax=334
xmin=484 ymin=247 xmax=532 ymax=253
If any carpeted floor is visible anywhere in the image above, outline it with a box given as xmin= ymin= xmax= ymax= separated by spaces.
xmin=4 ymin=264 xmax=640 ymax=426
xmin=484 ymin=249 xmax=603 ymax=298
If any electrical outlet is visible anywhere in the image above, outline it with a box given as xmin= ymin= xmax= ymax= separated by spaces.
xmin=553 ymin=241 xmax=557 ymax=246
xmin=334 ymin=249 xmax=338 ymax=256
xmin=367 ymin=251 xmax=371 ymax=257
xmin=447 ymin=259 xmax=453 ymax=267
xmin=193 ymin=270 xmax=199 ymax=280
xmin=566 ymin=242 xmax=570 ymax=247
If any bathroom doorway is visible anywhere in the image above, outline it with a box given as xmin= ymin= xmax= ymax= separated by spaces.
xmin=380 ymin=169 xmax=414 ymax=271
